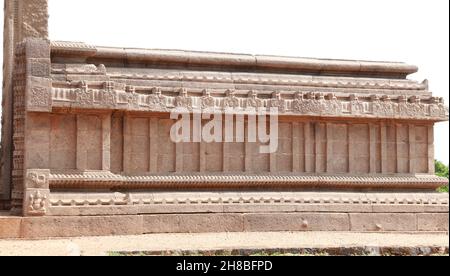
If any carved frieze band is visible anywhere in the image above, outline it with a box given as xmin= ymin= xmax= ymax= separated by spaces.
xmin=46 ymin=83 xmax=449 ymax=120
xmin=46 ymin=171 xmax=448 ymax=190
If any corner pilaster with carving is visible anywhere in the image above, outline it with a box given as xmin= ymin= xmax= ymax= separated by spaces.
xmin=11 ymin=38 xmax=51 ymax=214
xmin=25 ymin=39 xmax=52 ymax=112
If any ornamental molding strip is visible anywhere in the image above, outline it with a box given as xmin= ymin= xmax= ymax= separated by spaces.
xmin=49 ymin=41 xmax=420 ymax=78
xmin=51 ymin=64 xmax=429 ymax=91
xmin=46 ymin=171 xmax=448 ymax=190
xmin=46 ymin=84 xmax=449 ymax=121
xmin=48 ymin=191 xmax=449 ymax=208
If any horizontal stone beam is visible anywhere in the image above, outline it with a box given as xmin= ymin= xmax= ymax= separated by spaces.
xmin=50 ymin=41 xmax=418 ymax=78
xmin=45 ymin=86 xmax=449 ymax=122
xmin=46 ymin=172 xmax=448 ymax=190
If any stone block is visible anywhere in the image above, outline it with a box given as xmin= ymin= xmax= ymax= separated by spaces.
xmin=143 ymin=214 xmax=243 ymax=233
xmin=350 ymin=213 xmax=416 ymax=232
xmin=244 ymin=213 xmax=350 ymax=232
xmin=26 ymin=77 xmax=52 ymax=112
xmin=0 ymin=217 xmax=22 ymax=239
xmin=48 ymin=206 xmax=139 ymax=216
xmin=21 ymin=216 xmax=144 ymax=238
xmin=25 ymin=38 xmax=50 ymax=59
xmin=417 ymin=213 xmax=449 ymax=231
xmin=27 ymin=58 xmax=51 ymax=77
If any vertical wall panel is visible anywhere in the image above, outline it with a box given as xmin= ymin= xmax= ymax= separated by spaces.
xmin=414 ymin=125 xmax=429 ymax=174
xmin=50 ymin=114 xmax=76 ymax=170
xmin=111 ymin=115 xmax=123 ymax=173
xmin=149 ymin=118 xmax=159 ymax=173
xmin=349 ymin=124 xmax=370 ymax=174
xmin=26 ymin=114 xmax=50 ymax=169
xmin=158 ymin=119 xmax=176 ymax=173
xmin=315 ymin=123 xmax=327 ymax=173
xmin=76 ymin=115 xmax=102 ymax=171
xmin=386 ymin=124 xmax=397 ymax=174
xmin=396 ymin=124 xmax=409 ymax=174
xmin=129 ymin=118 xmax=149 ymax=173
xmin=277 ymin=122 xmax=293 ymax=173
xmin=304 ymin=122 xmax=315 ymax=173
xmin=327 ymin=123 xmax=349 ymax=173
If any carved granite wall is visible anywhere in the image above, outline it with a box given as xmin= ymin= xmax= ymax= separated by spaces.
xmin=25 ymin=112 xmax=435 ymax=176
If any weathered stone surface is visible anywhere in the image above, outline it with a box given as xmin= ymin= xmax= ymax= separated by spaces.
xmin=21 ymin=216 xmax=143 ymax=238
xmin=0 ymin=0 xmax=448 ymax=239
xmin=143 ymin=214 xmax=243 ymax=233
xmin=417 ymin=213 xmax=449 ymax=231
xmin=244 ymin=213 xmax=350 ymax=232
xmin=0 ymin=216 xmax=21 ymax=239
xmin=350 ymin=214 xmax=417 ymax=232
xmin=1 ymin=210 xmax=449 ymax=239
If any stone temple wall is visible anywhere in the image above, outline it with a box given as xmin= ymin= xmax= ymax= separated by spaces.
xmin=0 ymin=1 xmax=448 ymax=236
xmin=26 ymin=114 xmax=436 ymax=176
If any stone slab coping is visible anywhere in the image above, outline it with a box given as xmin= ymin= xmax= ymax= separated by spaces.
xmin=0 ymin=232 xmax=447 ymax=256
xmin=50 ymin=41 xmax=418 ymax=78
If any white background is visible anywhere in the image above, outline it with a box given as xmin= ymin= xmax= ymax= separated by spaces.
xmin=1 ymin=0 xmax=449 ymax=164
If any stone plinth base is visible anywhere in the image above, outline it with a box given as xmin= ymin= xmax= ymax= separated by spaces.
xmin=0 ymin=212 xmax=448 ymax=239
xmin=1 ymin=191 xmax=448 ymax=239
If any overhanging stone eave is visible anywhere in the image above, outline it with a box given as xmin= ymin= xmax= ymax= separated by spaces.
xmin=50 ymin=41 xmax=418 ymax=78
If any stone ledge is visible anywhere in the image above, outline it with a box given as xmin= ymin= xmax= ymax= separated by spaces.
xmin=46 ymin=173 xmax=449 ymax=190
xmin=1 ymin=212 xmax=447 ymax=239
xmin=50 ymin=41 xmax=419 ymax=78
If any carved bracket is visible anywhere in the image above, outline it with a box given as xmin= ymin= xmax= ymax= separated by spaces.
xmin=50 ymin=85 xmax=449 ymax=121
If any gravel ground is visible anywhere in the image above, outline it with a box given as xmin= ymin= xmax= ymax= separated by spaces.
xmin=0 ymin=232 xmax=448 ymax=256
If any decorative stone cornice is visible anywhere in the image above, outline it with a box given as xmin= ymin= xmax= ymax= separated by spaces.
xmin=50 ymin=41 xmax=97 ymax=57
xmin=47 ymin=171 xmax=448 ymax=190
xmin=47 ymin=85 xmax=449 ymax=121
xmin=50 ymin=41 xmax=419 ymax=78
xmin=51 ymin=64 xmax=428 ymax=91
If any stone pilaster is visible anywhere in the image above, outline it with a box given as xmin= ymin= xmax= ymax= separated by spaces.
xmin=149 ymin=118 xmax=159 ymax=173
xmin=408 ymin=124 xmax=416 ymax=174
xmin=123 ymin=115 xmax=132 ymax=173
xmin=2 ymin=0 xmax=48 ymax=206
xmin=304 ymin=122 xmax=314 ymax=173
xmin=292 ymin=122 xmax=301 ymax=172
xmin=380 ymin=122 xmax=388 ymax=174
xmin=369 ymin=123 xmax=378 ymax=174
xmin=427 ymin=125 xmax=435 ymax=174
xmin=102 ymin=114 xmax=112 ymax=171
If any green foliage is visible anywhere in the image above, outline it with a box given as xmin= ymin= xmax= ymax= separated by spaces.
xmin=435 ymin=160 xmax=449 ymax=179
xmin=435 ymin=160 xmax=449 ymax=193
xmin=437 ymin=186 xmax=449 ymax=193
